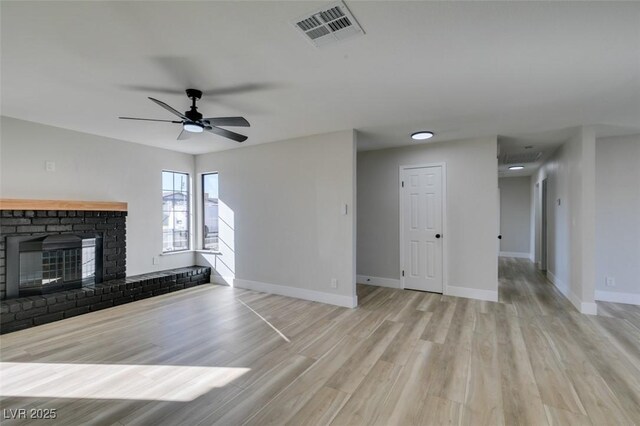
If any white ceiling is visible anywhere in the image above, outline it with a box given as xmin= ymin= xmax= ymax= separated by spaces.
xmin=2 ymin=1 xmax=639 ymax=155
xmin=497 ymin=128 xmax=575 ymax=178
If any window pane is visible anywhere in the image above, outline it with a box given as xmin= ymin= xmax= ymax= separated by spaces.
xmin=204 ymin=173 xmax=218 ymax=199
xmin=173 ymin=211 xmax=188 ymax=231
xmin=173 ymin=231 xmax=189 ymax=251
xmin=162 ymin=171 xmax=190 ymax=252
xmin=162 ymin=172 xmax=174 ymax=191
xmin=174 ymin=173 xmax=188 ymax=193
xmin=202 ymin=173 xmax=219 ymax=250
xmin=162 ymin=210 xmax=171 ymax=227
xmin=174 ymin=192 xmax=189 ymax=211
xmin=163 ymin=231 xmax=173 ymax=252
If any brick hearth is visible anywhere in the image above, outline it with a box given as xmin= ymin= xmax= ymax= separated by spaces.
xmin=0 ymin=266 xmax=211 ymax=334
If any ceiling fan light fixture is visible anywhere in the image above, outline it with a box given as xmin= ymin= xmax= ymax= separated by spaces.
xmin=183 ymin=122 xmax=204 ymax=133
xmin=411 ymin=131 xmax=434 ymax=140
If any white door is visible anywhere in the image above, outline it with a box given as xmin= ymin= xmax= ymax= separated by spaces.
xmin=401 ymin=165 xmax=443 ymax=293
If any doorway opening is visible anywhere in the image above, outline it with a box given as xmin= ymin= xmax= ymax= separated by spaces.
xmin=540 ymin=178 xmax=548 ymax=272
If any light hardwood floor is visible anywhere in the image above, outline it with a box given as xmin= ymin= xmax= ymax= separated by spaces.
xmin=1 ymin=258 xmax=639 ymax=425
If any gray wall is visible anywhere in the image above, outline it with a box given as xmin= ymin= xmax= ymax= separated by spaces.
xmin=532 ymin=127 xmax=597 ymax=313
xmin=195 ymin=130 xmax=357 ymax=307
xmin=357 ymin=137 xmax=498 ymax=293
xmin=0 ymin=116 xmax=196 ymax=275
xmin=596 ymin=134 xmax=640 ymax=298
xmin=499 ymin=177 xmax=532 ymax=255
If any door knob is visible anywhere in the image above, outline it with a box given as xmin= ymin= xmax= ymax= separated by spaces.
xmin=435 ymin=234 xmax=441 ymax=239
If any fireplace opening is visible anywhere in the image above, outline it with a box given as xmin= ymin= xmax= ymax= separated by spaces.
xmin=7 ymin=233 xmax=103 ymax=298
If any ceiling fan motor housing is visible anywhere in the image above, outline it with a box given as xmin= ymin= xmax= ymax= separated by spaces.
xmin=185 ymin=109 xmax=203 ymax=121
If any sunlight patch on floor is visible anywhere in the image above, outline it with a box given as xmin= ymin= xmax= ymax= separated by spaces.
xmin=0 ymin=362 xmax=249 ymax=401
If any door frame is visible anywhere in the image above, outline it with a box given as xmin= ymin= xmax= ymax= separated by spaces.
xmin=541 ymin=178 xmax=548 ymax=271
xmin=398 ymin=162 xmax=448 ymax=292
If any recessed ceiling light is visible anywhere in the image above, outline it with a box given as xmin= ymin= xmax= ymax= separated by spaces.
xmin=509 ymin=165 xmax=525 ymax=170
xmin=183 ymin=122 xmax=204 ymax=133
xmin=411 ymin=131 xmax=434 ymax=140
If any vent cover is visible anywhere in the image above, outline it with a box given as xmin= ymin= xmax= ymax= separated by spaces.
xmin=499 ymin=151 xmax=543 ymax=165
xmin=293 ymin=2 xmax=364 ymax=48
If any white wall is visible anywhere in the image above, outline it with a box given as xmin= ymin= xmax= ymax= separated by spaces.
xmin=194 ymin=130 xmax=357 ymax=308
xmin=595 ymin=134 xmax=640 ymax=304
xmin=0 ymin=116 xmax=196 ymax=275
xmin=357 ymin=137 xmax=499 ymax=300
xmin=499 ymin=177 xmax=532 ymax=257
xmin=532 ymin=126 xmax=597 ymax=314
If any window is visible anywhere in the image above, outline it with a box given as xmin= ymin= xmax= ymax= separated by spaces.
xmin=162 ymin=171 xmax=190 ymax=252
xmin=202 ymin=173 xmax=219 ymax=251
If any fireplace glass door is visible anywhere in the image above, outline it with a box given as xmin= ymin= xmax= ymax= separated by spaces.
xmin=10 ymin=235 xmax=101 ymax=297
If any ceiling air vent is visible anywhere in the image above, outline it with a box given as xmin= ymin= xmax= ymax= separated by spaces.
xmin=292 ymin=1 xmax=364 ymax=48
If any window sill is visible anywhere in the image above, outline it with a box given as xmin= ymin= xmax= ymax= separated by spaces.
xmin=160 ymin=250 xmax=194 ymax=256
xmin=159 ymin=250 xmax=222 ymax=256
xmin=195 ymin=249 xmax=222 ymax=255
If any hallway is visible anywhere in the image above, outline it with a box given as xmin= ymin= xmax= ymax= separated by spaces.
xmin=497 ymin=257 xmax=640 ymax=424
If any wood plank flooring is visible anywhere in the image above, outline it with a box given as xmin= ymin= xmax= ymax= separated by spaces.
xmin=1 ymin=258 xmax=639 ymax=425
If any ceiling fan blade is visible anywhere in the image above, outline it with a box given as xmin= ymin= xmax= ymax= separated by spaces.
xmin=119 ymin=116 xmax=182 ymax=123
xmin=204 ymin=117 xmax=250 ymax=127
xmin=122 ymin=85 xmax=186 ymax=95
xmin=205 ymin=126 xmax=248 ymax=143
xmin=148 ymin=97 xmax=187 ymax=120
xmin=201 ymin=83 xmax=279 ymax=97
xmin=177 ymin=129 xmax=192 ymax=140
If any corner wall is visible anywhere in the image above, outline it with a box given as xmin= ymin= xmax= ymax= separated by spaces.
xmin=595 ymin=134 xmax=640 ymax=305
xmin=0 ymin=116 xmax=196 ymax=276
xmin=357 ymin=137 xmax=499 ymax=301
xmin=194 ymin=130 xmax=357 ymax=308
xmin=532 ymin=126 xmax=597 ymax=314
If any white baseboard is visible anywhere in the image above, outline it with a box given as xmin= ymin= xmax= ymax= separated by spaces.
xmin=499 ymin=251 xmax=532 ymax=259
xmin=356 ymin=275 xmax=401 ymax=289
xmin=547 ymin=270 xmax=597 ymax=315
xmin=233 ymin=278 xmax=358 ymax=308
xmin=595 ymin=290 xmax=640 ymax=306
xmin=547 ymin=270 xmax=569 ymax=296
xmin=445 ymin=284 xmax=498 ymax=302
xmin=579 ymin=301 xmax=598 ymax=315
xmin=357 ymin=275 xmax=498 ymax=303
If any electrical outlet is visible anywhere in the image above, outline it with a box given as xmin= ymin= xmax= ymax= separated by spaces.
xmin=152 ymin=256 xmax=159 ymax=265
xmin=605 ymin=277 xmax=615 ymax=287
xmin=330 ymin=278 xmax=338 ymax=289
xmin=45 ymin=161 xmax=56 ymax=172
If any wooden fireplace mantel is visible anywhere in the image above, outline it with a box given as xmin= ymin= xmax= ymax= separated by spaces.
xmin=0 ymin=199 xmax=128 ymax=212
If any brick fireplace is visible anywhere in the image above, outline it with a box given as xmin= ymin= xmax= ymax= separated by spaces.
xmin=1 ymin=204 xmax=126 ymax=300
xmin=0 ymin=199 xmax=211 ymax=333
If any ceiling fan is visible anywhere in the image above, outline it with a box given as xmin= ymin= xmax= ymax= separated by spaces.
xmin=119 ymin=89 xmax=249 ymax=142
